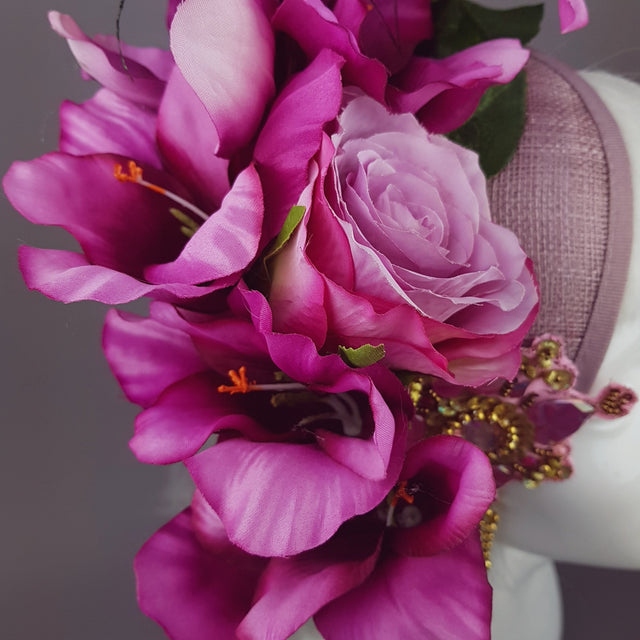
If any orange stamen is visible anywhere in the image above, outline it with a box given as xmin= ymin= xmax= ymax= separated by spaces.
xmin=391 ymin=480 xmax=415 ymax=507
xmin=113 ymin=159 xmax=209 ymax=223
xmin=218 ymin=366 xmax=254 ymax=395
xmin=114 ymin=160 xmax=166 ymax=195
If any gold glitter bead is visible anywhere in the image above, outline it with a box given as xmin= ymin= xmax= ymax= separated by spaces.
xmin=543 ymin=369 xmax=574 ymax=391
xmin=536 ymin=339 xmax=560 ymax=368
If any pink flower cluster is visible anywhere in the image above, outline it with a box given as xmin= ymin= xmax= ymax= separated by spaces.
xmin=4 ymin=1 xmax=591 ymax=638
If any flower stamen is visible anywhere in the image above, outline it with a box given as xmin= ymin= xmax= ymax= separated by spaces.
xmin=114 ymin=160 xmax=209 ymax=222
xmin=390 ymin=480 xmax=415 ymax=507
xmin=217 ymin=367 xmax=307 ymax=395
xmin=218 ymin=366 xmax=253 ymax=395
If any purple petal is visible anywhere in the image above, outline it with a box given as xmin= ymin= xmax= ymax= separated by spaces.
xmin=59 ymin=89 xmax=161 ymax=168
xmin=170 ymin=0 xmax=275 ymax=156
xmin=333 ymin=0 xmax=368 ymax=34
xmin=146 ymin=304 xmax=273 ymax=378
xmin=272 ymin=0 xmax=387 ymax=101
xmin=238 ymin=517 xmax=382 ymax=639
xmin=528 ymin=399 xmax=591 ymax=444
xmin=389 ymin=39 xmax=529 ymax=133
xmin=156 ymin=67 xmax=230 ymax=213
xmin=558 ymin=0 xmax=589 ymax=34
xmin=389 ymin=436 xmax=495 ymax=556
xmin=48 ymin=12 xmax=170 ymax=108
xmin=322 ymin=278 xmax=452 ymax=378
xmin=144 ymin=164 xmax=263 ymax=284
xmin=166 ymin=0 xmax=180 ymax=28
xmin=186 ymin=437 xmax=402 ymax=556
xmin=316 ymin=535 xmax=492 ymax=640
xmin=135 ymin=506 xmax=266 ymax=640
xmin=131 ymin=373 xmax=262 ymax=464
xmin=262 ymin=202 xmax=329 ymax=347
xmin=103 ymin=307 xmax=206 ymax=407
xmin=237 ymin=285 xmax=406 ymax=481
xmin=358 ymin=0 xmax=432 ymax=74
xmin=5 ymin=153 xmax=186 ymax=277
xmin=255 ymin=49 xmax=344 ymax=241
xmin=16 ymin=246 xmax=230 ymax=305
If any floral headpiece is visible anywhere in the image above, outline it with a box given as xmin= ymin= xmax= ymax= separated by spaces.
xmin=5 ymin=1 xmax=637 ymax=638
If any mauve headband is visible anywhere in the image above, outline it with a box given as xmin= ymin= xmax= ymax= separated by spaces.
xmin=488 ymin=51 xmax=633 ymax=392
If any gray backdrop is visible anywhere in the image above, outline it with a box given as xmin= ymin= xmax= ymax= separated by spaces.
xmin=1 ymin=1 xmax=638 ymax=638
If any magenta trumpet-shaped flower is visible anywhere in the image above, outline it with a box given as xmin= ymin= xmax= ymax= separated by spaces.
xmin=104 ymin=284 xmax=410 ymax=556
xmin=4 ymin=11 xmax=269 ymax=306
xmin=272 ymin=0 xmax=529 ymax=134
xmin=135 ymin=435 xmax=495 ymax=639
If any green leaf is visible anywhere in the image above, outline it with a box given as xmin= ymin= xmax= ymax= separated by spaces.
xmin=432 ymin=0 xmax=543 ymax=57
xmin=338 ymin=344 xmax=386 ymax=368
xmin=243 ymin=205 xmax=306 ymax=293
xmin=262 ymin=205 xmax=306 ymax=264
xmin=463 ymin=2 xmax=543 ymax=45
xmin=448 ymin=70 xmax=527 ymax=178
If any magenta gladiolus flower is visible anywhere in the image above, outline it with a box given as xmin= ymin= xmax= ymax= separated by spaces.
xmin=3 ymin=11 xmax=267 ymax=306
xmin=135 ymin=436 xmax=495 ymax=639
xmin=272 ymin=0 xmax=529 ymax=133
xmin=104 ymin=284 xmax=410 ymax=556
xmin=265 ymin=94 xmax=538 ymax=385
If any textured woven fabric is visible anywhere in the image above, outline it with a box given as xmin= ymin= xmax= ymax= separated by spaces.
xmin=488 ymin=52 xmax=633 ymax=391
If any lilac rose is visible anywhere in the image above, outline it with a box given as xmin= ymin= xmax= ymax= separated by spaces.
xmin=268 ymin=95 xmax=538 ymax=385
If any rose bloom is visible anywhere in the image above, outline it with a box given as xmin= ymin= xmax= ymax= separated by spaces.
xmin=266 ymin=93 xmax=538 ymax=385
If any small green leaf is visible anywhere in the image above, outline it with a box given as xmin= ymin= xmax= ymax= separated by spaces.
xmin=262 ymin=205 xmax=306 ymax=264
xmin=243 ymin=205 xmax=306 ymax=294
xmin=448 ymin=70 xmax=527 ymax=178
xmin=338 ymin=344 xmax=386 ymax=368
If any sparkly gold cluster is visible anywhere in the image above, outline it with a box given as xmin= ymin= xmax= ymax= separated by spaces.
xmin=521 ymin=337 xmax=574 ymax=391
xmin=410 ymin=378 xmax=570 ymax=489
xmin=415 ymin=385 xmax=534 ymax=465
xmin=479 ymin=507 xmax=499 ymax=569
xmin=599 ymin=386 xmax=636 ymax=416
